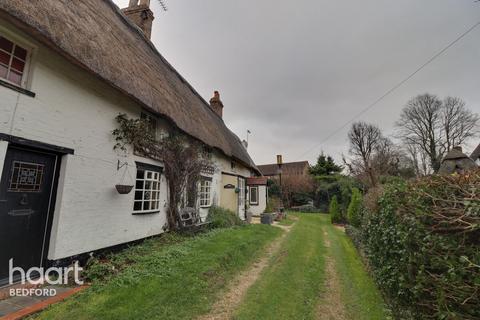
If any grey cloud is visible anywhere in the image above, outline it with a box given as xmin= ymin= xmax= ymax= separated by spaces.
xmin=114 ymin=0 xmax=480 ymax=164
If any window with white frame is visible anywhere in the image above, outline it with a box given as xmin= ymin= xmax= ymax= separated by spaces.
xmin=249 ymin=186 xmax=259 ymax=205
xmin=133 ymin=164 xmax=162 ymax=214
xmin=0 ymin=35 xmax=29 ymax=86
xmin=199 ymin=179 xmax=212 ymax=207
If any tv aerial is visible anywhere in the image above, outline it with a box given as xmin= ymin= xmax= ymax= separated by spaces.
xmin=157 ymin=0 xmax=168 ymax=11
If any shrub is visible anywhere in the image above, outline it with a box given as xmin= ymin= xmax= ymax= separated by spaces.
xmin=207 ymin=206 xmax=243 ymax=229
xmin=361 ymin=170 xmax=480 ymax=319
xmin=264 ymin=196 xmax=282 ymax=213
xmin=329 ymin=196 xmax=344 ymax=224
xmin=362 ymin=185 xmax=383 ymax=214
xmin=347 ymin=187 xmax=362 ymax=227
xmin=345 ymin=225 xmax=364 ymax=255
xmin=313 ymin=174 xmax=360 ymax=213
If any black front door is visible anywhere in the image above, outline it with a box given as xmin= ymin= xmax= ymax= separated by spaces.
xmin=0 ymin=146 xmax=57 ymax=285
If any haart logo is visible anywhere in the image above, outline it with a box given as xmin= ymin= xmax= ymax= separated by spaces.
xmin=8 ymin=259 xmax=84 ymax=297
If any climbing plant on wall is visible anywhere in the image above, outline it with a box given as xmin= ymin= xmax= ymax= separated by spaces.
xmin=112 ymin=113 xmax=212 ymax=229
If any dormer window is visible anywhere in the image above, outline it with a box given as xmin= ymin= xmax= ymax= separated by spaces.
xmin=0 ymin=36 xmax=29 ymax=87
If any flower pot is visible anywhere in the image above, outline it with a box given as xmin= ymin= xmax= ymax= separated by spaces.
xmin=260 ymin=213 xmax=273 ymax=225
xmin=115 ymin=184 xmax=134 ymax=194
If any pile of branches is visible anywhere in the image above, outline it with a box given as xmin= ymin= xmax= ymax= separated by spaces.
xmin=401 ymin=170 xmax=479 ymax=234
xmin=361 ymin=169 xmax=480 ymax=319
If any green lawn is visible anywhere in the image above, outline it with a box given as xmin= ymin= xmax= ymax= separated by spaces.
xmin=234 ymin=214 xmax=326 ymax=320
xmin=277 ymin=213 xmax=297 ymax=226
xmin=33 ymin=214 xmax=387 ymax=320
xmin=33 ymin=225 xmax=282 ymax=320
xmin=234 ymin=214 xmax=388 ymax=320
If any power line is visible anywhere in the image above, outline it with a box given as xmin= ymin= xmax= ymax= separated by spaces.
xmin=296 ymin=20 xmax=480 ymax=160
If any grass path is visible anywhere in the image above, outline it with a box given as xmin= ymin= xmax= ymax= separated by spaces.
xmin=233 ymin=214 xmax=388 ymax=320
xmin=197 ymin=223 xmax=294 ymax=320
xmin=233 ymin=214 xmax=327 ymax=320
xmin=318 ymin=216 xmax=388 ymax=320
xmin=315 ymin=229 xmax=348 ymax=320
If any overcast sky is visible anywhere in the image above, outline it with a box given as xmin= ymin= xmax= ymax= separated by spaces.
xmin=114 ymin=0 xmax=480 ymax=165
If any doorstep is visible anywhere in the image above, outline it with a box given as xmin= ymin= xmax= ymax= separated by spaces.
xmin=0 ymin=285 xmax=87 ymax=319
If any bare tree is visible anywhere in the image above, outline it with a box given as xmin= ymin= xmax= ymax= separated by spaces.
xmin=442 ymin=97 xmax=479 ymax=151
xmin=396 ymin=94 xmax=479 ymax=173
xmin=404 ymin=143 xmax=430 ymax=176
xmin=347 ymin=122 xmax=382 ymax=186
xmin=280 ymin=175 xmax=315 ymax=208
xmin=371 ymin=137 xmax=401 ymax=176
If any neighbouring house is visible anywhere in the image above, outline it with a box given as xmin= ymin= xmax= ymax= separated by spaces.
xmin=438 ymin=146 xmax=478 ymax=174
xmin=257 ymin=161 xmax=310 ymax=179
xmin=0 ymin=0 xmax=260 ymax=285
xmin=246 ymin=177 xmax=268 ymax=216
xmin=470 ymin=143 xmax=480 ymax=165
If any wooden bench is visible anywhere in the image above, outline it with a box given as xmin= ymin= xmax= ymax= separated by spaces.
xmin=179 ymin=207 xmax=211 ymax=232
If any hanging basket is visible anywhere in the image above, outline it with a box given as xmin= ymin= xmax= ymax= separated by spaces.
xmin=115 ymin=184 xmax=134 ymax=194
xmin=115 ymin=160 xmax=134 ymax=195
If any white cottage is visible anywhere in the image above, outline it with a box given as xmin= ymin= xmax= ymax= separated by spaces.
xmin=0 ymin=0 xmax=260 ymax=286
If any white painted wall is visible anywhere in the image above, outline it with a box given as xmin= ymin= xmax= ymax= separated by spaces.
xmin=198 ymin=151 xmax=252 ymax=221
xmin=0 ymin=30 xmax=171 ymax=259
xmin=0 ymin=21 xmax=254 ymax=260
xmin=248 ymin=185 xmax=267 ymax=216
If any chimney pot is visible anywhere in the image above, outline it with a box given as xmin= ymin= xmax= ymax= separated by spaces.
xmin=122 ymin=0 xmax=155 ymax=39
xmin=209 ymin=90 xmax=224 ymax=118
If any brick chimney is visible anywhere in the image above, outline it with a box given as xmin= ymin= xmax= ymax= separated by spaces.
xmin=209 ymin=91 xmax=224 ymax=118
xmin=122 ymin=0 xmax=155 ymax=39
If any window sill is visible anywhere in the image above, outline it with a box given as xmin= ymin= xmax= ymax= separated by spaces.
xmin=200 ymin=205 xmax=212 ymax=209
xmin=0 ymin=79 xmax=35 ymax=97
xmin=132 ymin=210 xmax=160 ymax=216
xmin=250 ymin=203 xmax=259 ymax=206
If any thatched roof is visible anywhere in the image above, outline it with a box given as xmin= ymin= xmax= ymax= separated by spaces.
xmin=443 ymin=147 xmax=469 ymax=161
xmin=439 ymin=146 xmax=477 ymax=174
xmin=471 ymin=143 xmax=480 ymax=161
xmin=0 ymin=0 xmax=258 ymax=172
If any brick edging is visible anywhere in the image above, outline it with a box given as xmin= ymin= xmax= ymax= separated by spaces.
xmin=0 ymin=285 xmax=88 ymax=320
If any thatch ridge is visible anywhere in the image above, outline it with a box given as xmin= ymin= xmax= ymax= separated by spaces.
xmin=0 ymin=0 xmax=257 ymax=171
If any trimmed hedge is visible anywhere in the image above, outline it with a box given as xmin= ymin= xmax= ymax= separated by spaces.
xmin=360 ymin=170 xmax=480 ymax=319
